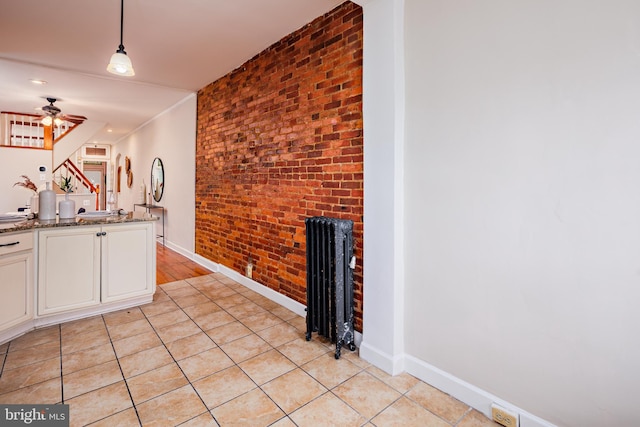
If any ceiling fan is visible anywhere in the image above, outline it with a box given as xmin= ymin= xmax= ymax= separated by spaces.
xmin=38 ymin=97 xmax=86 ymax=126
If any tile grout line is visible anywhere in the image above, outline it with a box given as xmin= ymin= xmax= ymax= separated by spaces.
xmin=0 ymin=341 xmax=9 ymax=377
xmin=0 ymin=264 xmax=492 ymax=427
xmin=453 ymin=407 xmax=475 ymax=426
xmin=180 ymin=276 xmax=374 ymax=425
xmin=100 ymin=313 xmax=143 ymax=427
xmin=157 ymin=279 xmax=300 ymax=423
xmin=13 ymin=272 xmax=474 ymax=427
xmin=57 ymin=324 xmax=64 ymax=405
xmin=177 ymin=280 xmax=297 ymax=425
xmin=1 ymin=277 xmax=361 ymax=425
xmin=138 ymin=286 xmax=219 ymax=426
xmin=157 ymin=278 xmax=320 ymax=425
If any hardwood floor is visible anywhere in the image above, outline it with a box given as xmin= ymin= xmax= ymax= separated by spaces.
xmin=156 ymin=243 xmax=212 ymax=285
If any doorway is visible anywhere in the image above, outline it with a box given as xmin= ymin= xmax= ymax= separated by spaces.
xmin=83 ymin=161 xmax=107 ymax=210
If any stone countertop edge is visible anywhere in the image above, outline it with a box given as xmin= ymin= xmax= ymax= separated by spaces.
xmin=0 ymin=212 xmax=159 ymax=234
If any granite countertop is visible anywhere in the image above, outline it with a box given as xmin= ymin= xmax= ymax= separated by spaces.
xmin=0 ymin=211 xmax=158 ymax=234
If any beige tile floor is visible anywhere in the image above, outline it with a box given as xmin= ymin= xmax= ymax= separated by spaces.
xmin=0 ymin=273 xmax=500 ymax=427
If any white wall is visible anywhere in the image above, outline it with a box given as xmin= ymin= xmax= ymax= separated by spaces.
xmin=358 ymin=0 xmax=407 ymax=375
xmin=0 ymin=148 xmax=52 ymax=213
xmin=52 ymin=120 xmax=106 ymax=168
xmin=399 ymin=1 xmax=640 ymax=426
xmin=112 ymin=94 xmax=196 ymax=254
xmin=1 ymin=118 xmax=104 ymax=214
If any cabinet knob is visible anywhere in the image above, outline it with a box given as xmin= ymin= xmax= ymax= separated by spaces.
xmin=102 ymin=232 xmax=107 ymax=236
xmin=96 ymin=233 xmax=101 ymax=237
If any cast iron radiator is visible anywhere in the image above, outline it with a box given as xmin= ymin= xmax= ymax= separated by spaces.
xmin=305 ymin=216 xmax=356 ymax=359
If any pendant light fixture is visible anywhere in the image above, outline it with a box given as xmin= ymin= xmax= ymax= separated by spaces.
xmin=107 ymin=0 xmax=135 ymax=76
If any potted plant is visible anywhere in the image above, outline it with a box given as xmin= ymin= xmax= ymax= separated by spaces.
xmin=59 ymin=176 xmax=75 ymax=219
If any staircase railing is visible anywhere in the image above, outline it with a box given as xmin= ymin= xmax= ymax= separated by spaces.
xmin=1 ymin=112 xmax=85 ymax=149
xmin=53 ymin=159 xmax=97 ymax=195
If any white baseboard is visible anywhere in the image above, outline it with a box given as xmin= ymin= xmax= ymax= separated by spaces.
xmin=403 ymin=354 xmax=556 ymax=427
xmin=0 ymin=295 xmax=154 ymax=346
xmin=189 ymin=252 xmax=363 ymax=347
xmin=359 ymin=340 xmax=405 ymax=375
xmin=192 ymin=253 xmax=220 ymax=273
xmin=185 ymin=250 xmax=553 ymax=427
xmin=159 ymin=241 xmax=219 ymax=274
xmin=34 ymin=295 xmax=154 ymax=329
xmin=163 ymin=241 xmax=193 ymax=260
xmin=216 ymin=263 xmax=307 ymax=317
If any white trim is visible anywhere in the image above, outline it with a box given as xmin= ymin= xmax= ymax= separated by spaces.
xmin=34 ymin=295 xmax=153 ymax=328
xmin=192 ymin=253 xmax=220 ymax=273
xmin=164 ymin=240 xmax=195 ymax=260
xmin=218 ymin=263 xmax=363 ymax=349
xmin=217 ymin=263 xmax=306 ymax=317
xmin=114 ymin=93 xmax=196 ymax=144
xmin=359 ymin=340 xmax=405 ymax=375
xmin=189 ymin=252 xmax=363 ymax=348
xmin=0 ymin=294 xmax=153 ymax=345
xmin=181 ymin=251 xmax=554 ymax=426
xmin=391 ymin=0 xmax=406 ymax=371
xmin=404 ymin=354 xmax=557 ymax=427
xmin=361 ymin=0 xmax=406 ymax=376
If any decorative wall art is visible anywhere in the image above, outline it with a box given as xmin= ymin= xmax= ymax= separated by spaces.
xmin=125 ymin=156 xmax=133 ymax=188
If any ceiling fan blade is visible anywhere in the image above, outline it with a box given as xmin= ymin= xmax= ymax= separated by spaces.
xmin=60 ymin=114 xmax=87 ymax=124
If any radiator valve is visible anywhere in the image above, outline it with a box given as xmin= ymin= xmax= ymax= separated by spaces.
xmin=349 ymin=255 xmax=356 ymax=269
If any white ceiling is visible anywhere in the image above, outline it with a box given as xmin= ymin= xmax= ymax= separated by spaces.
xmin=0 ymin=0 xmax=344 ymax=144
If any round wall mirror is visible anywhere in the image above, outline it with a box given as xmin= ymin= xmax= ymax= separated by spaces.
xmin=151 ymin=158 xmax=164 ymax=203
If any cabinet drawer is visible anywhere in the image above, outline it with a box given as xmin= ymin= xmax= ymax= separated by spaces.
xmin=0 ymin=232 xmax=34 ymax=256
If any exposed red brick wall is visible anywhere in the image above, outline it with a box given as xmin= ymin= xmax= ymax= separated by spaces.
xmin=195 ymin=1 xmax=363 ymax=331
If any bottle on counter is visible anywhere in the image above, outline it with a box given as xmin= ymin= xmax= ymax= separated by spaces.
xmin=59 ymin=193 xmax=75 ymax=219
xmin=30 ymin=194 xmax=39 ymax=215
xmin=139 ymin=180 xmax=146 ymax=205
xmin=38 ymin=182 xmax=56 ymax=220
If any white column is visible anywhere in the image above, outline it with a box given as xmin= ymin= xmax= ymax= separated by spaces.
xmin=354 ymin=0 xmax=406 ymax=375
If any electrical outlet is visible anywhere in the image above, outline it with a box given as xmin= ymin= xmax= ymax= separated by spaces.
xmin=39 ymin=174 xmax=46 ymax=181
xmin=83 ymin=200 xmax=90 ymax=206
xmin=491 ymin=403 xmax=519 ymax=427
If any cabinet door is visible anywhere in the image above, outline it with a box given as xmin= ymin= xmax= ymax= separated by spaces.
xmin=0 ymin=251 xmax=33 ymax=329
xmin=38 ymin=227 xmax=101 ymax=316
xmin=101 ymin=222 xmax=155 ymax=303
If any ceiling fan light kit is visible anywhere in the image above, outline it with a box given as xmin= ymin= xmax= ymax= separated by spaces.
xmin=39 ymin=97 xmax=85 ymax=126
xmin=107 ymin=0 xmax=135 ymax=76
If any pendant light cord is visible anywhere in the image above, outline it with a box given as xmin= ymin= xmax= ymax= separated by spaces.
xmin=107 ymin=0 xmax=134 ymax=75
xmin=118 ymin=0 xmax=125 ymax=52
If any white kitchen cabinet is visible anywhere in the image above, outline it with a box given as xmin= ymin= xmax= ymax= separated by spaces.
xmin=0 ymin=232 xmax=33 ymax=330
xmin=37 ymin=221 xmax=155 ymax=316
xmin=38 ymin=226 xmax=101 ymax=316
xmin=101 ymin=222 xmax=154 ymax=303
